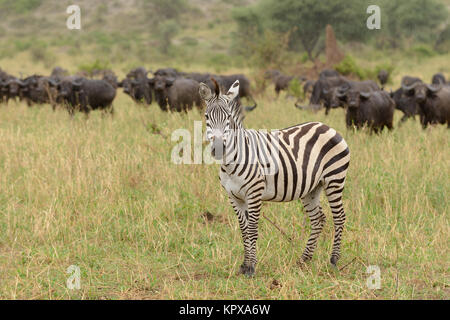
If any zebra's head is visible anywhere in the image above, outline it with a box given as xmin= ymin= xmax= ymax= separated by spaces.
xmin=199 ymin=79 xmax=240 ymax=160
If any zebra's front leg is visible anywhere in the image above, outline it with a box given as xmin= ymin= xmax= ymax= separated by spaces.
xmin=241 ymin=194 xmax=262 ymax=277
xmin=228 ymin=196 xmax=250 ymax=274
xmin=230 ymin=195 xmax=262 ymax=277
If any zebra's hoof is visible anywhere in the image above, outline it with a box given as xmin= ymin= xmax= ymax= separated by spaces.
xmin=330 ymin=256 xmax=339 ymax=266
xmin=239 ymin=264 xmax=255 ymax=277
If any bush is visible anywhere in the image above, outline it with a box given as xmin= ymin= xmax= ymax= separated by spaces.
xmin=334 ymin=55 xmax=396 ymax=82
xmin=14 ymin=39 xmax=33 ymax=52
xmin=180 ymin=37 xmax=198 ymax=47
xmin=157 ymin=19 xmax=180 ymax=54
xmin=334 ymin=55 xmax=367 ymax=79
xmin=287 ymin=78 xmax=304 ymax=99
xmin=435 ymin=25 xmax=450 ymax=54
xmin=241 ymin=30 xmax=291 ymax=70
xmin=78 ymin=60 xmax=111 ymax=76
xmin=410 ymin=45 xmax=437 ymax=58
xmin=208 ymin=54 xmax=229 ymax=73
xmin=0 ymin=0 xmax=42 ymax=14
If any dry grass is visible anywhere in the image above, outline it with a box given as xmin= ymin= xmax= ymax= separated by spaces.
xmin=0 ymin=84 xmax=448 ymax=299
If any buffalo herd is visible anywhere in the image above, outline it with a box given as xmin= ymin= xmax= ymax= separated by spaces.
xmin=0 ymin=66 xmax=257 ymax=116
xmin=0 ymin=65 xmax=448 ymax=131
xmin=289 ymin=69 xmax=449 ymax=131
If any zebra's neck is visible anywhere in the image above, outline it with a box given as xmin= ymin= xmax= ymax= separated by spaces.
xmin=221 ymin=101 xmax=249 ymax=172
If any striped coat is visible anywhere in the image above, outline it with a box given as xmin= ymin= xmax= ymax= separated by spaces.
xmin=200 ymin=79 xmax=350 ymax=276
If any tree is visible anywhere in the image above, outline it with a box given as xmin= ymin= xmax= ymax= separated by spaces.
xmin=232 ymin=0 xmax=449 ymax=57
xmin=141 ymin=0 xmax=189 ymax=24
xmin=380 ymin=0 xmax=448 ymax=48
xmin=233 ymin=0 xmax=368 ymax=62
xmin=140 ymin=0 xmax=187 ymax=54
xmin=157 ymin=20 xmax=180 ymax=54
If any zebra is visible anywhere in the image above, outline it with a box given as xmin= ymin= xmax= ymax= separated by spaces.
xmin=199 ymin=79 xmax=350 ymax=276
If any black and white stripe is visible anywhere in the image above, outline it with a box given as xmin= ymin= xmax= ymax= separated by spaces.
xmin=199 ymin=80 xmax=350 ymax=276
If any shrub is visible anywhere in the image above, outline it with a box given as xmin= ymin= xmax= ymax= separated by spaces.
xmin=0 ymin=0 xmax=42 ymax=14
xmin=288 ymin=78 xmax=304 ymax=99
xmin=334 ymin=55 xmax=367 ymax=79
xmin=411 ymin=45 xmax=437 ymax=58
xmin=78 ymin=59 xmax=111 ymax=76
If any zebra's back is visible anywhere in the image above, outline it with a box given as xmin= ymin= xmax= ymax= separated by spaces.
xmin=257 ymin=122 xmax=350 ymax=202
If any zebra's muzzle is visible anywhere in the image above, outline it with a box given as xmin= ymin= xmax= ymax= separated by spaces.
xmin=211 ymin=136 xmax=225 ymax=160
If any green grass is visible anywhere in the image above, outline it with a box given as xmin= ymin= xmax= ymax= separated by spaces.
xmin=0 ymin=0 xmax=448 ymax=300
xmin=0 ymin=85 xmax=448 ymax=299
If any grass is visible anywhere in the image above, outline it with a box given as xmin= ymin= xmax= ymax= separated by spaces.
xmin=0 ymin=82 xmax=448 ymax=299
xmin=0 ymin=0 xmax=448 ymax=300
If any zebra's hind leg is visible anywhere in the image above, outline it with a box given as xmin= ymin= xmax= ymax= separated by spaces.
xmin=300 ymin=184 xmax=326 ymax=263
xmin=325 ymin=179 xmax=347 ymax=266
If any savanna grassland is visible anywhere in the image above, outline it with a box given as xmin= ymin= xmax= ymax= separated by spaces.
xmin=0 ymin=68 xmax=448 ymax=299
xmin=0 ymin=0 xmax=449 ymax=300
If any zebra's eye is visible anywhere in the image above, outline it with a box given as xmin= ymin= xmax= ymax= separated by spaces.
xmin=204 ymin=114 xmax=209 ymax=120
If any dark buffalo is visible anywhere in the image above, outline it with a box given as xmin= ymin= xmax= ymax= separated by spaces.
xmin=402 ymin=82 xmax=450 ymax=128
xmin=21 ymin=75 xmax=58 ymax=108
xmin=319 ymin=69 xmax=340 ymax=79
xmin=184 ymin=72 xmax=212 ymax=83
xmin=206 ymin=74 xmax=257 ymax=110
xmin=273 ymin=75 xmax=306 ymax=97
xmin=167 ymin=78 xmax=203 ymax=112
xmin=126 ymin=67 xmax=149 ymax=80
xmin=431 ymin=73 xmax=446 ymax=85
xmin=377 ymin=70 xmax=389 ymax=88
xmin=150 ymin=75 xmax=173 ymax=111
xmin=303 ymin=80 xmax=315 ymax=98
xmin=0 ymin=77 xmax=26 ymax=103
xmin=0 ymin=79 xmax=8 ymax=103
xmin=390 ymin=76 xmax=423 ymax=122
xmin=293 ymin=79 xmax=316 ymax=109
xmin=305 ymin=75 xmax=348 ymax=113
xmin=119 ymin=77 xmax=152 ymax=105
xmin=345 ymin=90 xmax=395 ymax=133
xmin=329 ymin=80 xmax=380 ymax=110
xmin=264 ymin=69 xmax=282 ymax=81
xmin=55 ymin=77 xmax=116 ymax=115
xmin=50 ymin=66 xmax=69 ymax=79
xmin=150 ymin=76 xmax=202 ymax=112
xmin=120 ymin=67 xmax=152 ymax=105
xmin=153 ymin=68 xmax=180 ymax=78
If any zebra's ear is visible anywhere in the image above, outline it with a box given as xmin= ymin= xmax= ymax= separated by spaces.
xmin=226 ymin=80 xmax=240 ymax=100
xmin=199 ymin=82 xmax=212 ymax=101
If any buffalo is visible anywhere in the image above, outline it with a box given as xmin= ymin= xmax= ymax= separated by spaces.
xmin=200 ymin=74 xmax=257 ymax=111
xmin=119 ymin=77 xmax=152 ymax=105
xmin=377 ymin=70 xmax=389 ymax=88
xmin=119 ymin=67 xmax=152 ymax=105
xmin=0 ymin=77 xmax=26 ymax=103
xmin=402 ymin=81 xmax=450 ymax=128
xmin=50 ymin=67 xmax=69 ymax=79
xmin=150 ymin=76 xmax=202 ymax=112
xmin=54 ymin=77 xmax=116 ymax=115
xmin=304 ymin=75 xmax=348 ymax=113
xmin=264 ymin=69 xmax=282 ymax=81
xmin=153 ymin=68 xmax=180 ymax=78
xmin=273 ymin=74 xmax=306 ymax=97
xmin=431 ymin=73 xmax=446 ymax=85
xmin=126 ymin=67 xmax=149 ymax=80
xmin=184 ymin=72 xmax=212 ymax=83
xmin=21 ymin=75 xmax=58 ymax=108
xmin=390 ymin=76 xmax=423 ymax=122
xmin=319 ymin=69 xmax=340 ymax=79
xmin=345 ymin=90 xmax=395 ymax=133
xmin=328 ymin=80 xmax=380 ymax=111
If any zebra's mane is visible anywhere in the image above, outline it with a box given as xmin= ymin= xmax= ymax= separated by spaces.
xmin=228 ymin=96 xmax=244 ymax=129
